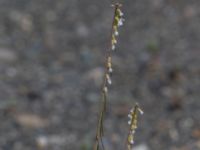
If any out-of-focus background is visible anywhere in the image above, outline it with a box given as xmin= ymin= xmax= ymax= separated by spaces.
xmin=0 ymin=0 xmax=199 ymax=150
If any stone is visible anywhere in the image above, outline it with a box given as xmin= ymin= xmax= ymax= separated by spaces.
xmin=133 ymin=144 xmax=149 ymax=150
xmin=0 ymin=48 xmax=18 ymax=62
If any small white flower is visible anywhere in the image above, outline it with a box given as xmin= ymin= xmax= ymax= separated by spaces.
xmin=104 ymin=87 xmax=108 ymax=93
xmin=138 ymin=108 xmax=144 ymax=115
xmin=130 ymin=139 xmax=134 ymax=144
xmin=115 ymin=31 xmax=119 ymax=36
xmin=130 ymin=108 xmax=134 ymax=113
xmin=107 ymin=78 xmax=112 ymax=85
xmin=131 ymin=130 xmax=135 ymax=134
xmin=108 ymin=67 xmax=113 ymax=73
xmin=117 ymin=8 xmax=123 ymax=17
xmin=112 ymin=37 xmax=117 ymax=44
xmin=118 ymin=19 xmax=123 ymax=26
xmin=128 ymin=120 xmax=131 ymax=125
xmin=106 ymin=74 xmax=112 ymax=85
xmin=128 ymin=114 xmax=132 ymax=118
xmin=119 ymin=11 xmax=124 ymax=17
xmin=112 ymin=45 xmax=115 ymax=50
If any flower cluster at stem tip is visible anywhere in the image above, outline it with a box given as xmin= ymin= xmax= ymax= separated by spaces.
xmin=111 ymin=4 xmax=125 ymax=50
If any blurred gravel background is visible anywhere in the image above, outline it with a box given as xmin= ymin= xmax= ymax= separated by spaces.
xmin=0 ymin=0 xmax=199 ymax=150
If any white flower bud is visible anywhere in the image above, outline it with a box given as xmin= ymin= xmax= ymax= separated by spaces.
xmin=138 ymin=108 xmax=144 ymax=115
xmin=108 ymin=67 xmax=113 ymax=73
xmin=106 ymin=74 xmax=112 ymax=85
xmin=128 ymin=114 xmax=132 ymax=118
xmin=112 ymin=45 xmax=115 ymax=50
xmin=128 ymin=120 xmax=131 ymax=125
xmin=104 ymin=87 xmax=108 ymax=93
xmin=131 ymin=130 xmax=135 ymax=134
xmin=107 ymin=78 xmax=112 ymax=85
xmin=119 ymin=11 xmax=124 ymax=17
xmin=130 ymin=108 xmax=134 ymax=113
xmin=115 ymin=31 xmax=119 ymax=36
xmin=118 ymin=19 xmax=123 ymax=26
xmin=130 ymin=139 xmax=134 ymax=144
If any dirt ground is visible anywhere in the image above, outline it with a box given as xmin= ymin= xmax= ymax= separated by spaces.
xmin=0 ymin=0 xmax=199 ymax=150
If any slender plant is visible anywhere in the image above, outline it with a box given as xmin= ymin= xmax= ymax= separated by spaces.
xmin=93 ymin=3 xmax=143 ymax=150
xmin=93 ymin=3 xmax=124 ymax=150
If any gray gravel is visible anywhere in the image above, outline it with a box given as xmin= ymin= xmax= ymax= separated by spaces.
xmin=0 ymin=0 xmax=199 ymax=150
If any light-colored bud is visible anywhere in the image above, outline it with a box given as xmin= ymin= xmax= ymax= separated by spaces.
xmin=108 ymin=67 xmax=113 ymax=73
xmin=106 ymin=74 xmax=112 ymax=85
xmin=104 ymin=86 xmax=108 ymax=93
xmin=112 ymin=45 xmax=115 ymax=50
xmin=115 ymin=31 xmax=119 ymax=36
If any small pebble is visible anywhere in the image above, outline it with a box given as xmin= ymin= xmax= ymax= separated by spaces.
xmin=133 ymin=144 xmax=149 ymax=150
